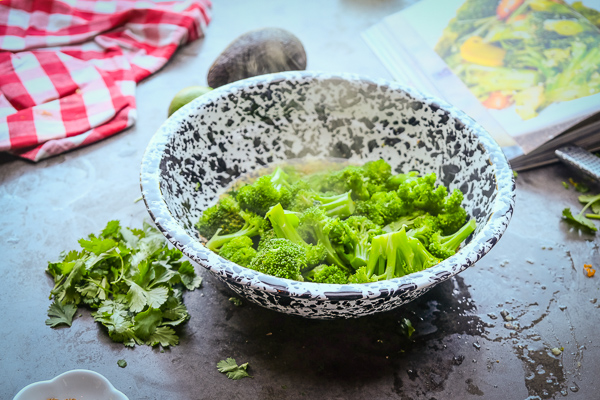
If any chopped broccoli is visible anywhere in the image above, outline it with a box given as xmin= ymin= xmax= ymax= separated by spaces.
xmin=365 ymin=229 xmax=440 ymax=281
xmin=219 ymin=236 xmax=257 ymax=267
xmin=237 ymin=167 xmax=294 ymax=216
xmin=299 ymin=207 xmax=350 ymax=270
xmin=348 ymin=266 xmax=378 ymax=283
xmin=428 ymin=219 xmax=477 ymax=259
xmin=386 ymin=171 xmax=419 ymax=191
xmin=265 ymin=203 xmax=326 ymax=267
xmin=355 ymin=191 xmax=404 ymax=226
xmin=397 ymin=172 xmax=448 ymax=215
xmin=196 ymin=195 xmax=245 ymax=239
xmin=248 ymin=238 xmax=307 ymax=281
xmin=303 ymin=264 xmax=348 ymax=284
xmin=437 ymin=189 xmax=468 ymax=235
xmin=316 ymin=160 xmax=393 ymax=200
xmin=292 ymin=190 xmax=355 ymax=218
xmin=205 ymin=211 xmax=264 ymax=251
xmin=328 ymin=215 xmax=383 ymax=269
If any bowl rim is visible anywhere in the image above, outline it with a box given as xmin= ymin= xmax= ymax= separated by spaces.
xmin=13 ymin=369 xmax=129 ymax=400
xmin=140 ymin=70 xmax=515 ymax=301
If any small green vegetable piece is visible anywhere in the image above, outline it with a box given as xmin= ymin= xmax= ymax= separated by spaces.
xmin=237 ymin=167 xmax=294 ymax=216
xmin=196 ymin=195 xmax=245 ymax=239
xmin=304 ymin=264 xmax=348 ymax=284
xmin=206 ymin=211 xmax=264 ymax=251
xmin=219 ymin=236 xmax=257 ymax=267
xmin=248 ymin=238 xmax=307 ymax=280
xmin=365 ymin=229 xmax=440 ymax=280
xmin=45 ymin=301 xmax=77 ymax=327
xmin=400 ymin=317 xmax=415 ymax=338
xmin=229 ymin=297 xmax=243 ymax=306
xmin=428 ymin=219 xmax=477 ymax=260
xmin=217 ymin=358 xmax=251 ymax=380
xmin=117 ymin=359 xmax=128 ymax=368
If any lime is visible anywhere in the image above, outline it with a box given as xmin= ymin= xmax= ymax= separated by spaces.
xmin=168 ymin=86 xmax=213 ymax=117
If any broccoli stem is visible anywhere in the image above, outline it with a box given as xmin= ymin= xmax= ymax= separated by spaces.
xmin=206 ymin=223 xmax=261 ymax=252
xmin=313 ymin=191 xmax=355 ymax=219
xmin=265 ymin=203 xmax=305 ymax=245
xmin=439 ymin=219 xmax=476 ymax=251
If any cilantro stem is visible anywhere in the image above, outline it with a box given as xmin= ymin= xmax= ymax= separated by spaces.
xmin=586 ymin=213 xmax=600 ymax=220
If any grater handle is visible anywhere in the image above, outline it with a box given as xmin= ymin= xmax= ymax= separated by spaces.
xmin=555 ymin=145 xmax=600 ymax=182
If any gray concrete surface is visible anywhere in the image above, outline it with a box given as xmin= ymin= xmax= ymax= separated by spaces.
xmin=2 ymin=1 xmax=600 ymax=399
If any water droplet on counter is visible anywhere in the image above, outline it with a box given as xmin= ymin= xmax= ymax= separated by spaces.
xmin=487 ymin=312 xmax=498 ymax=320
xmin=473 ymin=342 xmax=481 ymax=350
xmin=590 ymin=298 xmax=598 ymax=304
xmin=570 ymin=383 xmax=579 ymax=392
xmin=560 ymin=389 xmax=568 ymax=396
xmin=452 ymin=355 xmax=464 ymax=365
xmin=7 ymin=236 xmax=19 ymax=244
xmin=559 ymin=305 xmax=567 ymax=311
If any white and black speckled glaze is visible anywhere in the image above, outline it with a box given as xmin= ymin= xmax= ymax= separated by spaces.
xmin=141 ymin=71 xmax=515 ymax=319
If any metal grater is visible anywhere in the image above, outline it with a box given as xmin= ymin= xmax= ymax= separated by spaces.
xmin=555 ymin=145 xmax=600 ymax=182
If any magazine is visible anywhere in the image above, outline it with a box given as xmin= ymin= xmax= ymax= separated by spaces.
xmin=363 ymin=0 xmax=600 ymax=170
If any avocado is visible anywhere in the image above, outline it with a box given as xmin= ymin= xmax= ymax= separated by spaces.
xmin=207 ymin=28 xmax=307 ymax=88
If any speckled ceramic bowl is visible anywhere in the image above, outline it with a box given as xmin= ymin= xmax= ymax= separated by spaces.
xmin=141 ymin=71 xmax=515 ymax=319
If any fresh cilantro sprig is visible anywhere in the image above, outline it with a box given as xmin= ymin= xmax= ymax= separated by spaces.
xmin=45 ymin=220 xmax=202 ymax=348
xmin=217 ymin=358 xmax=252 ymax=380
xmin=562 ymin=193 xmax=600 ymax=233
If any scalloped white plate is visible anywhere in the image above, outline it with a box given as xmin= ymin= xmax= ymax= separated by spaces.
xmin=13 ymin=369 xmax=128 ymax=400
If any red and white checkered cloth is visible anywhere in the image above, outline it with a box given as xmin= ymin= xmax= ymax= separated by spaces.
xmin=0 ymin=0 xmax=211 ymax=161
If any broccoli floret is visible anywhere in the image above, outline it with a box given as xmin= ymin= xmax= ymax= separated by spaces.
xmin=328 ymin=216 xmax=383 ymax=269
xmin=382 ymin=210 xmax=427 ymax=233
xmin=236 ymin=167 xmax=294 ymax=216
xmin=196 ymin=196 xmax=245 ymax=239
xmin=219 ymin=236 xmax=257 ymax=267
xmin=365 ymin=229 xmax=440 ymax=281
xmin=397 ymin=173 xmax=448 ymax=215
xmin=248 ymin=238 xmax=306 ymax=281
xmin=299 ymin=207 xmax=349 ymax=270
xmin=428 ymin=219 xmax=477 ymax=260
xmin=406 ymin=214 xmax=442 ymax=246
xmin=206 ymin=211 xmax=264 ymax=251
xmin=265 ymin=203 xmax=326 ymax=267
xmin=303 ymin=264 xmax=348 ymax=284
xmin=356 ymin=191 xmax=405 ymax=226
xmin=386 ymin=171 xmax=419 ymax=191
xmin=347 ymin=266 xmax=378 ymax=283
xmin=437 ymin=189 xmax=468 ymax=234
xmin=291 ymin=190 xmax=355 ymax=218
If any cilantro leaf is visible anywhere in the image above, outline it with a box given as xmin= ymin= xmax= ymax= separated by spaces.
xmin=563 ymin=208 xmax=597 ymax=232
xmin=147 ymin=326 xmax=179 ymax=347
xmin=46 ymin=301 xmax=77 ymax=327
xmin=78 ymin=237 xmax=117 ymax=256
xmin=217 ymin=358 xmax=252 ymax=380
xmin=579 ymin=194 xmax=600 ymax=214
xmin=177 ymin=261 xmax=203 ymax=290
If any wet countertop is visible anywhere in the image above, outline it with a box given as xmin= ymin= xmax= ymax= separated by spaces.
xmin=1 ymin=1 xmax=599 ymax=399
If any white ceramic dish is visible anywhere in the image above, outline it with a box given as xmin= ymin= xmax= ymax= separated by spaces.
xmin=13 ymin=369 xmax=128 ymax=400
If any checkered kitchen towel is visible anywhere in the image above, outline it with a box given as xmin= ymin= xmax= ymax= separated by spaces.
xmin=0 ymin=0 xmax=211 ymax=161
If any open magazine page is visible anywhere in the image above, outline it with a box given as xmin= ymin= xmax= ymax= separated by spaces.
xmin=363 ymin=0 xmax=600 ymax=164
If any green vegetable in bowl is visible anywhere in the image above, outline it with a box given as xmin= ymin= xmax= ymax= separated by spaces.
xmin=198 ymin=160 xmax=477 ymax=283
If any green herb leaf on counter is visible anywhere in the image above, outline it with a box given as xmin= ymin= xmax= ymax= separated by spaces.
xmin=229 ymin=297 xmax=243 ymax=306
xmin=562 ymin=182 xmax=569 ymax=190
xmin=217 ymin=358 xmax=252 ymax=380
xmin=45 ymin=301 xmax=77 ymax=327
xmin=400 ymin=317 xmax=415 ymax=338
xmin=562 ymin=208 xmax=598 ymax=233
xmin=579 ymin=194 xmax=600 ymax=214
xmin=117 ymin=359 xmax=128 ymax=368
xmin=45 ymin=220 xmax=202 ymax=348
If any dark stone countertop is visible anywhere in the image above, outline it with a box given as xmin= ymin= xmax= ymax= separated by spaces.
xmin=1 ymin=1 xmax=599 ymax=399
